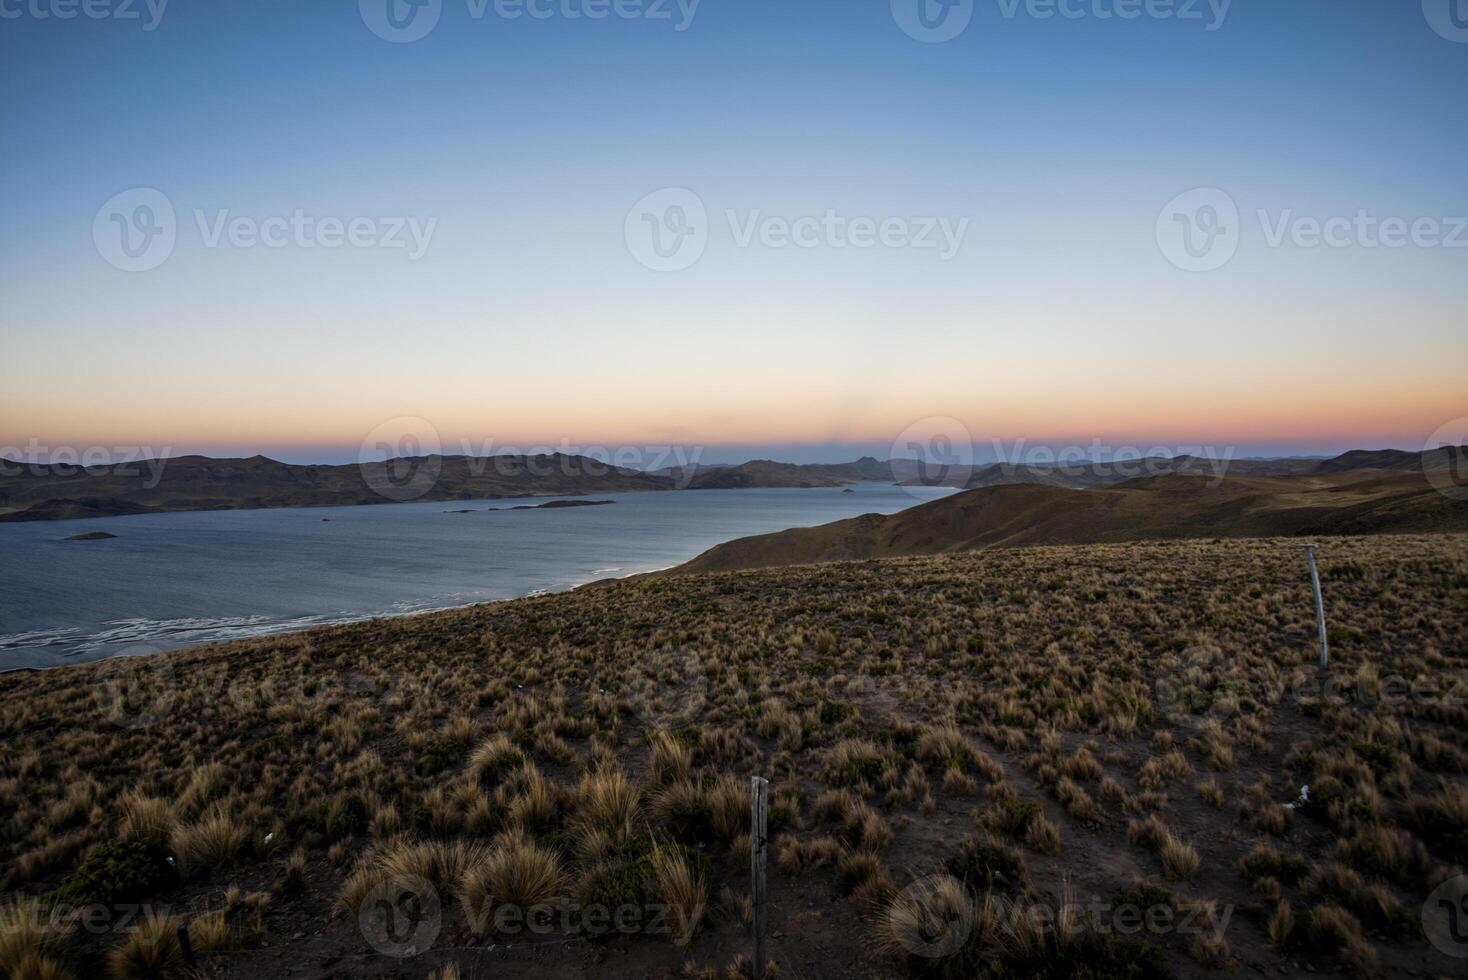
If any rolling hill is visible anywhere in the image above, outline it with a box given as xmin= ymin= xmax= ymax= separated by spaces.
xmin=664 ymin=465 xmax=1468 ymax=576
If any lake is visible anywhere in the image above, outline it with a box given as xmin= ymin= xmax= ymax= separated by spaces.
xmin=0 ymin=483 xmax=953 ymax=669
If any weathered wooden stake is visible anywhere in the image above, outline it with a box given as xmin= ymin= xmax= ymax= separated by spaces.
xmin=751 ymin=775 xmax=769 ymax=980
xmin=1304 ymin=546 xmax=1328 ymax=672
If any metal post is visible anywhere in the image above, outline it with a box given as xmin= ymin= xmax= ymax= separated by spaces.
xmin=751 ymin=775 xmax=769 ymax=980
xmin=1304 ymin=546 xmax=1328 ymax=672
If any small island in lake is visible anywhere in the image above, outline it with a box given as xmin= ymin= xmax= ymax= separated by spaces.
xmin=483 ymin=499 xmax=618 ymax=512
xmin=64 ymin=531 xmax=117 ymax=541
xmin=518 ymin=499 xmax=616 ymax=509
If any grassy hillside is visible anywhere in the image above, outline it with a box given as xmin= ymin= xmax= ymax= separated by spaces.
xmin=668 ymin=470 xmax=1468 ymax=576
xmin=2 ymin=535 xmax=1466 ymax=978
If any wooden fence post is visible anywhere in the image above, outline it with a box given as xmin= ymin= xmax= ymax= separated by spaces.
xmin=751 ymin=775 xmax=769 ymax=980
xmin=1304 ymin=546 xmax=1328 ymax=672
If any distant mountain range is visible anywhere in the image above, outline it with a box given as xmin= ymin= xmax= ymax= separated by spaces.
xmin=657 ymin=457 xmax=895 ymax=489
xmin=0 ymin=453 xmax=908 ymax=521
xmin=0 ymin=453 xmax=667 ymax=522
xmin=658 ymin=449 xmax=1468 ymax=576
xmin=0 ymin=447 xmax=1460 ymax=523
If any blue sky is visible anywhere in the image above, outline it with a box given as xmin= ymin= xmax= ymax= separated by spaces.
xmin=2 ymin=0 xmax=1465 ymax=465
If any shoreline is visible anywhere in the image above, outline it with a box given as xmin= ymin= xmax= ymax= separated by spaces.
xmin=0 ymin=560 xmax=688 ymax=675
xmin=0 ymin=483 xmax=951 ymax=672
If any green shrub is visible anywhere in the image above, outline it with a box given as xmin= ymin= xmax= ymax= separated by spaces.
xmin=48 ymin=838 xmax=172 ymax=908
xmin=579 ymin=835 xmax=710 ymax=928
xmin=326 ymin=794 xmax=368 ymax=840
xmin=945 ymin=836 xmax=1027 ymax=892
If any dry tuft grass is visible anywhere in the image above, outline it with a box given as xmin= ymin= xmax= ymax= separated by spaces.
xmin=106 ymin=909 xmax=182 ymax=980
xmin=170 ymin=805 xmax=248 ymax=879
xmin=0 ymin=533 xmax=1463 ymax=978
xmin=652 ymin=842 xmax=708 ymax=946
xmin=461 ymin=836 xmax=563 ymax=929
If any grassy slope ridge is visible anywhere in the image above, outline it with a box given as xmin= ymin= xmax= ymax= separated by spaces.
xmin=0 ymin=535 xmax=1465 ymax=979
xmin=668 ymin=470 xmax=1468 ymax=576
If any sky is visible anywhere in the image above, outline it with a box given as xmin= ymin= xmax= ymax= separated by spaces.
xmin=1 ymin=0 xmax=1465 ymax=467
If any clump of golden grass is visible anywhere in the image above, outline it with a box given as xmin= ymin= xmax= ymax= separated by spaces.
xmin=281 ymin=846 xmax=307 ymax=893
xmin=1 ymin=898 xmax=70 ymax=979
xmin=1304 ymin=905 xmax=1378 ymax=979
xmin=652 ymin=842 xmax=707 ymax=946
xmin=650 ymin=731 xmax=694 ymax=786
xmin=461 ymin=835 xmax=562 ymax=929
xmin=942 ymin=765 xmax=978 ymax=797
xmin=381 ymin=838 xmax=490 ymax=892
xmin=468 ymin=733 xmax=526 ymax=786
xmin=1195 ymin=777 xmax=1225 ymax=808
xmin=7 ymin=952 xmax=75 ymax=980
xmin=341 ymin=837 xmax=493 ymax=916
xmin=1407 ymin=780 xmax=1468 ymax=862
xmin=1024 ymin=813 xmax=1062 ymax=855
xmin=505 ymin=764 xmax=559 ymax=833
xmin=776 ymin=835 xmax=841 ymax=875
xmin=175 ymin=762 xmax=225 ymax=815
xmin=1128 ymin=815 xmax=1199 ymax=880
xmin=117 ymin=790 xmax=175 ymax=849
xmin=1190 ymin=928 xmax=1231 ymax=968
xmin=1057 ymin=747 xmax=1102 ymax=782
xmin=106 ymin=909 xmax=182 ymax=980
xmin=170 ymin=804 xmax=248 ymax=879
xmin=1054 ymin=777 xmax=1101 ymax=825
xmin=187 ymin=910 xmax=235 ymax=952
xmin=1267 ymin=901 xmax=1295 ymax=949
xmin=573 ymin=769 xmax=640 ymax=842
xmin=915 ymin=723 xmax=967 ymax=765
xmin=873 ymin=873 xmax=973 ymax=960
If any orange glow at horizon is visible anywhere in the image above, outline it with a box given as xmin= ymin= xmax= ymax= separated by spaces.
xmin=5 ymin=367 xmax=1462 ymax=457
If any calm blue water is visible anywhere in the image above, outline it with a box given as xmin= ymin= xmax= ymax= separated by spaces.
xmin=0 ymin=484 xmax=952 ymax=669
